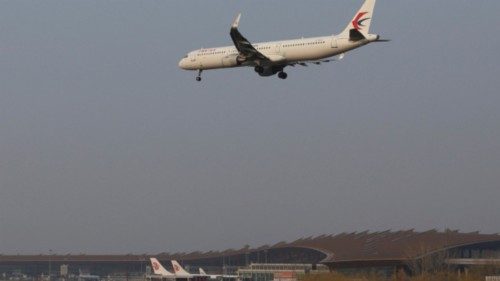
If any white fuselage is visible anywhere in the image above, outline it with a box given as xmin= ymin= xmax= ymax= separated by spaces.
xmin=178 ymin=34 xmax=378 ymax=71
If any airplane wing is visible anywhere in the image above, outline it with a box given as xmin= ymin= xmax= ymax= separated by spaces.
xmin=288 ymin=53 xmax=345 ymax=67
xmin=230 ymin=13 xmax=270 ymax=64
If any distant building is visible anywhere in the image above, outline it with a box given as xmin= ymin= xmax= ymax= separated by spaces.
xmin=0 ymin=230 xmax=499 ymax=278
xmin=237 ymin=263 xmax=329 ymax=281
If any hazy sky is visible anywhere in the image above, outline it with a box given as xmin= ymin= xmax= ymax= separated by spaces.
xmin=1 ymin=0 xmax=499 ymax=254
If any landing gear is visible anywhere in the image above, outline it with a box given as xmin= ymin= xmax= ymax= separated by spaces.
xmin=278 ymin=71 xmax=288 ymax=79
xmin=196 ymin=70 xmax=203 ymax=81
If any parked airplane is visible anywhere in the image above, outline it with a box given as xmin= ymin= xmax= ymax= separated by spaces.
xmin=77 ymin=274 xmax=100 ymax=281
xmin=198 ymin=268 xmax=238 ymax=280
xmin=178 ymin=0 xmax=387 ymax=81
xmin=150 ymin=258 xmax=175 ymax=279
xmin=171 ymin=261 xmax=238 ymax=280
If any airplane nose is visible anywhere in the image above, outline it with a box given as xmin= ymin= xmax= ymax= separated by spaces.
xmin=178 ymin=58 xmax=186 ymax=69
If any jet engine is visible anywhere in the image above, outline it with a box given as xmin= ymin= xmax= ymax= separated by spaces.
xmin=254 ymin=65 xmax=283 ymax=77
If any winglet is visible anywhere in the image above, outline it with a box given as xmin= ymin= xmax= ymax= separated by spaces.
xmin=232 ymin=13 xmax=241 ymax=29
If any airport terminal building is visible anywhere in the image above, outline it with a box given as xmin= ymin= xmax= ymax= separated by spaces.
xmin=1 ymin=230 xmax=499 ymax=279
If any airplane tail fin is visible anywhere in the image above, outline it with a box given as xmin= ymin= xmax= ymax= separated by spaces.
xmin=340 ymin=0 xmax=376 ymax=39
xmin=150 ymin=258 xmax=175 ymax=277
xmin=199 ymin=268 xmax=207 ymax=275
xmin=171 ymin=260 xmax=191 ymax=276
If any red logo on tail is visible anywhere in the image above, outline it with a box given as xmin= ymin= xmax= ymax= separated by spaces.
xmin=152 ymin=262 xmax=160 ymax=271
xmin=352 ymin=12 xmax=370 ymax=30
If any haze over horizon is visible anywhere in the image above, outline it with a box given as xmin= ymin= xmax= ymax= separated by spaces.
xmin=1 ymin=0 xmax=499 ymax=255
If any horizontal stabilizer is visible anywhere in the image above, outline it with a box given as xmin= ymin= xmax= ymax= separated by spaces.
xmin=349 ymin=29 xmax=366 ymax=41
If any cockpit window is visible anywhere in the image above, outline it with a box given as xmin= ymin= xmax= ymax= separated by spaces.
xmin=183 ymin=55 xmax=188 ymax=58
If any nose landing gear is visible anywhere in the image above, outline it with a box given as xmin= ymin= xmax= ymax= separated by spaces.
xmin=196 ymin=70 xmax=203 ymax=81
xmin=278 ymin=71 xmax=288 ymax=79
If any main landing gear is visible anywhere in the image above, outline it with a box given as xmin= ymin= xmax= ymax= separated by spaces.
xmin=278 ymin=71 xmax=288 ymax=80
xmin=196 ymin=70 xmax=203 ymax=81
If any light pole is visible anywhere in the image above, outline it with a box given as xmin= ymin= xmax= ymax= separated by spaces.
xmin=140 ymin=257 xmax=145 ymax=279
xmin=48 ymin=249 xmax=52 ymax=281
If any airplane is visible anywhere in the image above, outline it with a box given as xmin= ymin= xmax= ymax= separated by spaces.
xmin=150 ymin=258 xmax=176 ymax=279
xmin=198 ymin=268 xmax=238 ymax=280
xmin=178 ymin=0 xmax=388 ymax=81
xmin=77 ymin=274 xmax=100 ymax=281
xmin=172 ymin=261 xmax=237 ymax=280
